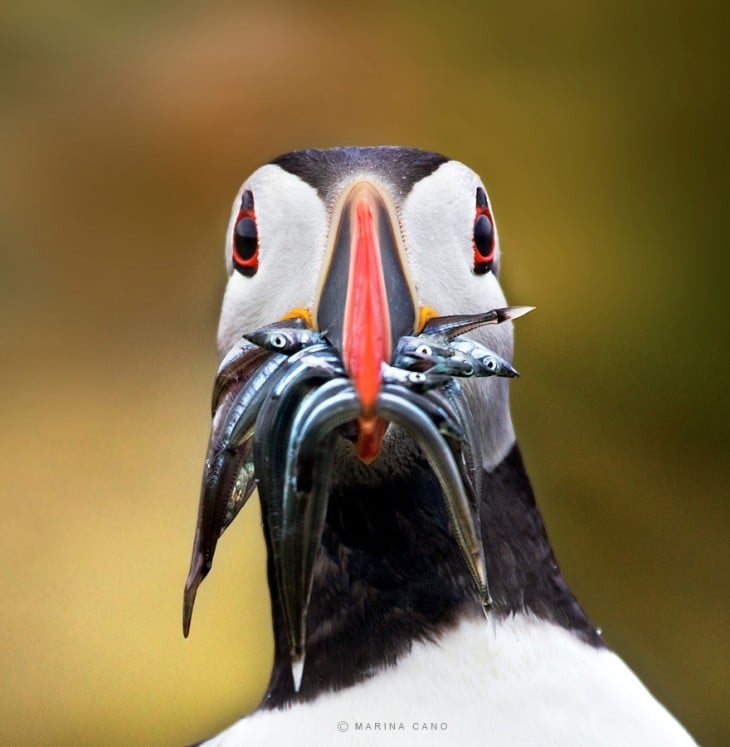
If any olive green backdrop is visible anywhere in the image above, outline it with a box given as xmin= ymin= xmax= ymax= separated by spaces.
xmin=1 ymin=2 xmax=728 ymax=745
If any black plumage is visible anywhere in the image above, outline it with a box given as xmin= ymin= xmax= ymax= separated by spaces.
xmin=261 ymin=443 xmax=602 ymax=708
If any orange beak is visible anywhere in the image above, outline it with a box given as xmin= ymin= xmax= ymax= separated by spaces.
xmin=316 ymin=181 xmax=417 ymax=462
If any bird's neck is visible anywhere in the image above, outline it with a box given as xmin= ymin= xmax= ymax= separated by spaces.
xmin=260 ymin=443 xmax=602 ymax=709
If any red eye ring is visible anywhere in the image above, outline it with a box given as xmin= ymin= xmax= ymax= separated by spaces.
xmin=473 ymin=188 xmax=495 ymax=274
xmin=232 ymin=190 xmax=259 ymax=276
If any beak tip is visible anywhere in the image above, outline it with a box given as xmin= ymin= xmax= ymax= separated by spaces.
xmin=354 ymin=417 xmax=387 ymax=463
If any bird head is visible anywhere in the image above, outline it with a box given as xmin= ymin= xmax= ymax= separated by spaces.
xmin=185 ymin=147 xmax=532 ymax=691
xmin=217 ymin=147 xmax=516 ymax=470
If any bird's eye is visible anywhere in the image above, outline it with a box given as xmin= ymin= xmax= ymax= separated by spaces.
xmin=270 ymin=334 xmax=287 ymax=349
xmin=232 ymin=190 xmax=259 ymax=277
xmin=409 ymin=372 xmax=426 ymax=384
xmin=415 ymin=344 xmax=432 ymax=357
xmin=473 ymin=187 xmax=495 ymax=275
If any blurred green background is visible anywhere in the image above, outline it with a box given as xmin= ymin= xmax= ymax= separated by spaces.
xmin=1 ymin=1 xmax=728 ymax=745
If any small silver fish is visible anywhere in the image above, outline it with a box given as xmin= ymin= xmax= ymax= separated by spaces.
xmin=420 ymin=305 xmax=534 ymax=340
xmin=450 ymin=338 xmax=519 ymax=378
xmin=394 ymin=335 xmax=516 ymax=378
xmin=245 ymin=321 xmax=325 ymax=355
xmin=381 ymin=363 xmax=450 ymax=391
xmin=211 ymin=341 xmax=270 ymax=415
xmin=184 ymin=353 xmax=288 ymax=636
xmin=392 ymin=336 xmax=474 ymax=376
xmin=376 ymin=388 xmax=490 ymax=609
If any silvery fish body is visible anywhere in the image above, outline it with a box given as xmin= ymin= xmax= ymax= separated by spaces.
xmin=450 ymin=338 xmax=519 ymax=378
xmin=244 ymin=321 xmax=325 ymax=355
xmin=392 ymin=336 xmax=475 ymax=376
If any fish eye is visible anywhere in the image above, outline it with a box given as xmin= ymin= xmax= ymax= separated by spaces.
xmin=409 ymin=372 xmax=426 ymax=383
xmin=415 ymin=344 xmax=432 ymax=357
xmin=485 ymin=358 xmax=497 ymax=371
xmin=269 ymin=334 xmax=287 ymax=349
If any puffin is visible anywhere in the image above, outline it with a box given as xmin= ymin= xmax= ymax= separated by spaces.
xmin=184 ymin=147 xmax=697 ymax=746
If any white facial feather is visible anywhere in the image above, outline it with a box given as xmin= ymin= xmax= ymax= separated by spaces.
xmin=401 ymin=161 xmax=515 ymax=469
xmin=217 ymin=165 xmax=329 ymax=355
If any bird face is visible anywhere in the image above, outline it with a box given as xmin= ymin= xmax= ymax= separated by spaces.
xmin=217 ymin=149 xmax=515 ymax=468
xmin=185 ymin=148 xmax=529 ymax=689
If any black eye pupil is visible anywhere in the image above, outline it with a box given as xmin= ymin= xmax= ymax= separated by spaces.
xmin=473 ymin=214 xmax=493 ymax=257
xmin=235 ymin=217 xmax=258 ymax=259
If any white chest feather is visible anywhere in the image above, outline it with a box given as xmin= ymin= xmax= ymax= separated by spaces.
xmin=202 ymin=615 xmax=696 ymax=747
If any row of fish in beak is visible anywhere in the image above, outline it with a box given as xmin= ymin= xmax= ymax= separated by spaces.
xmin=184 ymin=305 xmax=533 ymax=690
